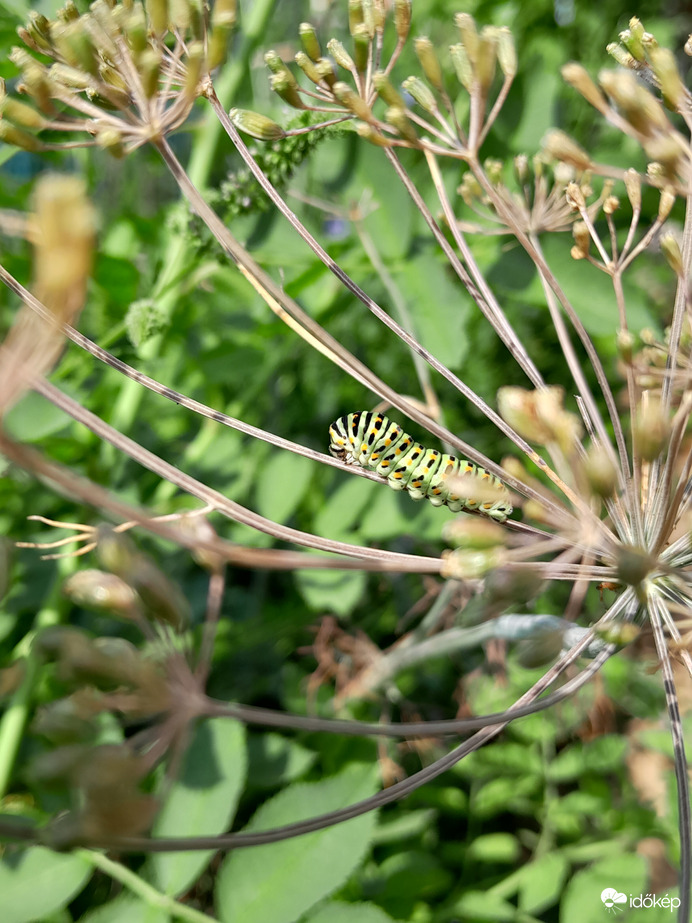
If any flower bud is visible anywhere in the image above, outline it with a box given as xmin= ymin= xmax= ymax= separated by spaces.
xmin=327 ymin=38 xmax=355 ymax=73
xmin=660 ymin=232 xmax=683 ymax=276
xmin=565 ymin=181 xmax=587 ymax=210
xmin=0 ymin=93 xmax=46 ymax=129
xmin=583 ymin=444 xmax=618 ymax=498
xmin=270 ymin=73 xmax=305 ymax=109
xmin=229 ymin=107 xmax=285 ymax=140
xmin=634 ymin=398 xmax=671 ymax=461
xmin=624 ymin=168 xmax=641 ymax=211
xmin=450 ymin=43 xmax=473 ymax=92
xmin=295 ymin=51 xmax=323 ymax=85
xmin=394 ymin=0 xmax=411 ymax=41
xmin=606 ymin=42 xmax=637 ymax=70
xmin=145 ymin=0 xmax=169 ymax=37
xmin=63 ymin=569 xmax=140 ymax=618
xmin=649 ymin=46 xmax=685 ymax=111
xmin=442 ymin=518 xmax=506 ymax=550
xmin=414 ymin=36 xmax=443 ymax=91
xmin=572 ymin=220 xmax=590 ymax=258
xmin=384 ymin=105 xmax=418 ymax=142
xmin=138 ymin=48 xmax=162 ymax=99
xmin=356 ymin=122 xmax=391 ymax=146
xmin=542 ymin=130 xmax=591 ymax=171
xmin=299 ymin=22 xmax=321 ymax=62
xmin=372 ymin=71 xmax=405 ymax=108
xmin=441 ymin=547 xmax=505 ymax=580
xmin=619 ymin=17 xmax=646 ymax=62
xmin=658 ymin=186 xmax=676 ymax=221
xmin=332 ymin=81 xmax=373 ymax=121
xmin=477 ymin=28 xmax=498 ymax=94
xmin=402 ymin=75 xmax=437 ymax=113
xmin=454 ymin=13 xmax=479 ymax=65
xmin=495 ymin=27 xmax=516 ymax=78
xmin=348 ymin=0 xmax=364 ymax=34
xmin=208 ymin=0 xmax=237 ymax=70
xmin=0 ymin=122 xmax=44 ymax=152
xmin=352 ymin=24 xmax=370 ymax=72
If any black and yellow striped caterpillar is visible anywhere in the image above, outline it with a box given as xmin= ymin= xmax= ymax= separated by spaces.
xmin=329 ymin=411 xmax=512 ymax=522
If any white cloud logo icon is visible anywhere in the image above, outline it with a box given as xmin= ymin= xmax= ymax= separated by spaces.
xmin=601 ymin=889 xmax=627 ymax=912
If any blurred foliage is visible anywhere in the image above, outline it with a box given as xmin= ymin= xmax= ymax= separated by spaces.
xmin=0 ymin=0 xmax=689 ymax=921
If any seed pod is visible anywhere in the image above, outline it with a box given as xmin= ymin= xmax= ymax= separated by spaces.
xmin=660 ymin=232 xmax=683 ymax=277
xmin=295 ymin=51 xmax=323 ymax=86
xmin=454 ymin=13 xmax=479 ymax=65
xmin=384 ymin=105 xmax=418 ymax=142
xmin=208 ymin=0 xmax=237 ymax=70
xmin=145 ymin=0 xmax=169 ymax=38
xmin=542 ymin=130 xmax=591 ymax=171
xmin=332 ymin=81 xmax=373 ymax=121
xmin=64 ymin=568 xmax=139 ymax=617
xmin=442 ymin=518 xmax=506 ymax=550
xmin=561 ymin=62 xmax=608 ymax=112
xmin=327 ymin=38 xmax=355 ymax=72
xmin=495 ymin=27 xmax=516 ymax=78
xmin=414 ymin=36 xmax=443 ymax=91
xmin=270 ymin=73 xmax=305 ymax=110
xmin=441 ymin=547 xmax=505 ymax=580
xmin=0 ymin=122 xmax=44 ymax=152
xmin=356 ymin=121 xmax=391 ymax=146
xmin=394 ymin=0 xmax=411 ymax=41
xmin=0 ymin=94 xmax=46 ymax=129
xmin=402 ymin=75 xmax=436 ymax=113
xmin=624 ymin=168 xmax=641 ymax=211
xmin=352 ymin=24 xmax=370 ymax=73
xmin=373 ymin=71 xmax=405 ymax=108
xmin=299 ymin=22 xmax=321 ymax=62
xmin=450 ymin=43 xmax=473 ymax=92
xmin=649 ymin=47 xmax=685 ymax=111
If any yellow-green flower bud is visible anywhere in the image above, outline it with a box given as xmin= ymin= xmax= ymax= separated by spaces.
xmin=454 ymin=13 xmax=479 ymax=65
xmin=477 ymin=28 xmax=497 ymax=94
xmin=660 ymin=232 xmax=683 ymax=277
xmin=333 ymin=81 xmax=373 ymax=121
xmin=138 ymin=48 xmax=161 ymax=99
xmin=21 ymin=62 xmax=57 ymax=116
xmin=229 ymin=107 xmax=286 ymax=140
xmin=402 ymin=75 xmax=437 ymax=113
xmin=270 ymin=72 xmax=305 ymax=109
xmin=373 ymin=71 xmax=405 ymax=108
xmin=649 ymin=46 xmax=686 ymax=111
xmin=495 ymin=26 xmax=516 ymax=78
xmin=542 ymin=130 xmax=591 ymax=171
xmin=0 ymin=94 xmax=46 ymax=129
xmin=624 ymin=168 xmax=641 ymax=211
xmin=95 ymin=127 xmax=125 ymax=158
xmin=352 ymin=24 xmax=370 ymax=73
xmin=634 ymin=399 xmax=671 ymax=461
xmin=295 ymin=51 xmax=322 ymax=85
xmin=0 ymin=121 xmax=44 ymax=152
xmin=442 ymin=518 xmax=506 ymax=550
xmin=315 ymin=58 xmax=336 ymax=88
xmin=348 ymin=0 xmax=364 ymax=35
xmin=414 ymin=36 xmax=443 ymax=91
xmin=394 ymin=0 xmax=412 ymax=41
xmin=356 ymin=121 xmax=391 ymax=146
xmin=561 ymin=62 xmax=608 ymax=113
xmin=49 ymin=63 xmax=93 ymax=91
xmin=299 ymin=22 xmax=321 ymax=62
xmin=384 ymin=105 xmax=418 ymax=142
xmin=606 ymin=43 xmax=637 ymax=70
xmin=327 ymin=38 xmax=355 ymax=72
xmin=583 ymin=444 xmax=618 ymax=498
xmin=450 ymin=43 xmax=473 ymax=92
xmin=145 ymin=0 xmax=169 ymax=38
xmin=183 ymin=40 xmax=204 ymax=102
xmin=123 ymin=4 xmax=148 ymax=56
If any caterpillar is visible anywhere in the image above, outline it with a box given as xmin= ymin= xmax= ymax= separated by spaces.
xmin=328 ymin=411 xmax=512 ymax=522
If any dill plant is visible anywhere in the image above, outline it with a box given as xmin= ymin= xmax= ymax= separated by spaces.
xmin=0 ymin=1 xmax=690 ymax=921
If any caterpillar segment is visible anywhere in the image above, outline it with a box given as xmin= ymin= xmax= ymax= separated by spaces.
xmin=328 ymin=411 xmax=512 ymax=522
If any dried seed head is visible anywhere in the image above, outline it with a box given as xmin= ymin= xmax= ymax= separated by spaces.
xmin=565 ymin=181 xmax=587 ymax=211
xmin=229 ymin=107 xmax=286 ymax=140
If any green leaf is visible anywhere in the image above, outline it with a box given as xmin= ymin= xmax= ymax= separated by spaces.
xmin=81 ymin=893 xmax=170 ymax=923
xmin=4 ymin=391 xmax=72 ymax=442
xmin=0 ymin=846 xmax=91 ymax=923
xmin=148 ymin=718 xmax=247 ymax=896
xmin=466 ymin=833 xmax=520 ymax=863
xmin=560 ymin=854 xmax=647 ymax=923
xmin=391 ymin=252 xmax=470 ymax=369
xmin=314 ymin=477 xmax=377 ymax=540
xmin=255 ymin=453 xmax=314 ymax=523
xmin=450 ymin=891 xmax=521 ymax=922
xmin=247 ymin=732 xmax=317 ymax=789
xmin=545 ymin=743 xmax=587 ymax=782
xmin=295 ymin=568 xmax=367 ymax=616
xmin=517 ymin=852 xmax=570 ymax=914
xmin=216 ymin=763 xmax=378 ymax=923
xmin=304 ymin=901 xmax=397 ymax=923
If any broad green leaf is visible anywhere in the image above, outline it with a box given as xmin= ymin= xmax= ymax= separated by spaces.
xmin=357 ymin=145 xmax=414 ymax=260
xmin=473 ymin=776 xmax=540 ymax=817
xmin=545 ymin=743 xmax=587 ymax=782
xmin=148 ymin=718 xmax=246 ymax=896
xmin=247 ymin=733 xmax=317 ymax=789
xmin=216 ymin=763 xmax=378 ymax=923
xmin=304 ymin=901 xmax=397 ymax=923
xmin=450 ymin=892 xmax=521 ymax=922
xmin=4 ymin=391 xmax=72 ymax=442
xmin=561 ymin=854 xmax=647 ymax=923
xmin=255 ymin=453 xmax=314 ymax=523
xmin=295 ymin=568 xmax=367 ymax=616
xmin=81 ymin=893 xmax=170 ymax=923
xmin=518 ymin=852 xmax=570 ymax=914
xmin=314 ymin=477 xmax=377 ymax=539
xmin=391 ymin=252 xmax=470 ymax=370
xmin=466 ymin=833 xmax=520 ymax=863
xmin=0 ymin=846 xmax=91 ymax=923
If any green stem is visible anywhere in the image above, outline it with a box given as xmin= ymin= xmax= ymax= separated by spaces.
xmin=106 ymin=0 xmax=278 ymax=445
xmin=77 ymin=850 xmax=220 ymax=923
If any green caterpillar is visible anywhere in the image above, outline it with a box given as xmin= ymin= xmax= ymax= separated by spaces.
xmin=329 ymin=411 xmax=512 ymax=522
